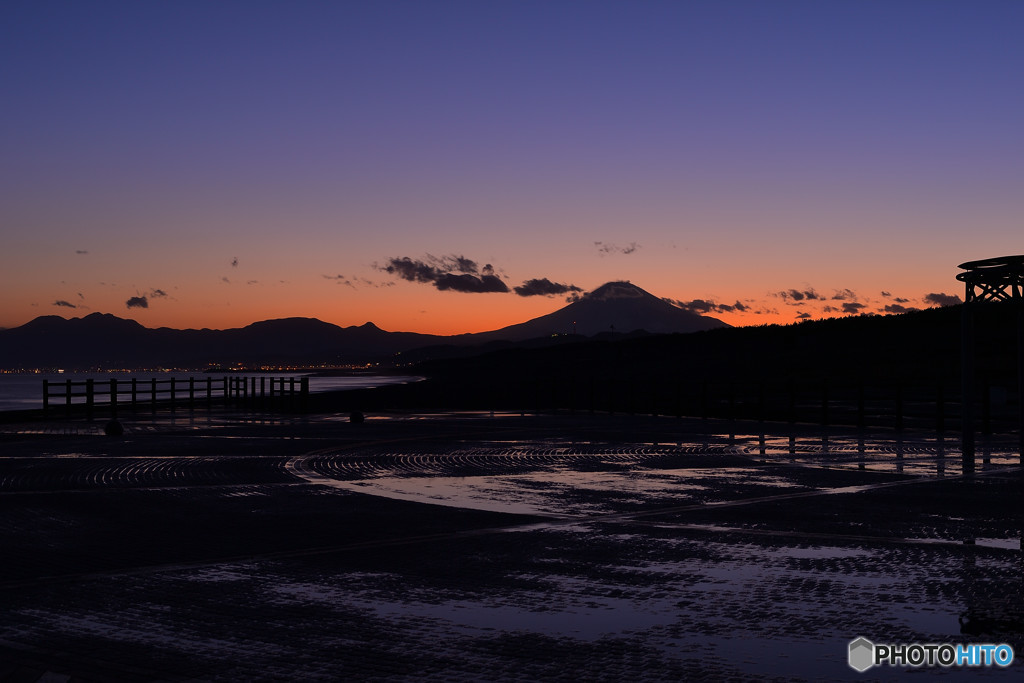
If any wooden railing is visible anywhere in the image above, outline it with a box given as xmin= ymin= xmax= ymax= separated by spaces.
xmin=42 ymin=375 xmax=309 ymax=418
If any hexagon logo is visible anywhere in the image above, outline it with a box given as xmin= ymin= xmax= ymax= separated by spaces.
xmin=848 ymin=637 xmax=875 ymax=672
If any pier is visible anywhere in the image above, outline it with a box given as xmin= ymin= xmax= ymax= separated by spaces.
xmin=42 ymin=375 xmax=309 ymax=418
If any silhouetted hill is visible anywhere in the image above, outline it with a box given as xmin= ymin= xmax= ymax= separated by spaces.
xmin=463 ymin=281 xmax=727 ymax=342
xmin=324 ymin=301 xmax=1018 ymax=429
xmin=0 ymin=281 xmax=728 ymax=369
xmin=0 ymin=313 xmax=443 ymax=369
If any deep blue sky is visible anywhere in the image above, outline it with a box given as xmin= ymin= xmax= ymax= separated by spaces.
xmin=3 ymin=1 xmax=1022 ymax=332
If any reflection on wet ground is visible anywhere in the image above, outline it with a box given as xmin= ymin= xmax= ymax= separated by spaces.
xmin=0 ymin=412 xmax=1021 ymax=680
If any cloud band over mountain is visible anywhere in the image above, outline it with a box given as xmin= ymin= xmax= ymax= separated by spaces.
xmin=379 ymin=255 xmax=584 ymax=300
xmin=378 ymin=255 xmax=509 ymax=294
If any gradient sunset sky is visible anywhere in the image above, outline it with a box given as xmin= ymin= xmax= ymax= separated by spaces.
xmin=3 ymin=1 xmax=1022 ymax=335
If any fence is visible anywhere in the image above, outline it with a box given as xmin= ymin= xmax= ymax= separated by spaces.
xmin=42 ymin=375 xmax=309 ymax=418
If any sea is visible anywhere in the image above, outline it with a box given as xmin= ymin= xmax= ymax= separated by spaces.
xmin=0 ymin=372 xmax=421 ymax=412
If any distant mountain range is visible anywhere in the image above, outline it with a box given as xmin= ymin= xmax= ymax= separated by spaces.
xmin=0 ymin=281 xmax=727 ymax=369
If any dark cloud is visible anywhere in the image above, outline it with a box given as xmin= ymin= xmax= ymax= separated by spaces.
xmin=380 ymin=256 xmax=442 ymax=283
xmin=231 ymin=257 xmax=239 ymax=268
xmin=883 ymin=303 xmax=919 ymax=314
xmin=775 ymin=288 xmax=821 ymax=302
xmin=795 ymin=311 xmax=812 ymax=319
xmin=666 ymin=298 xmax=749 ymax=315
xmin=126 ymin=296 xmax=148 ymax=309
xmin=923 ymin=292 xmax=962 ymax=307
xmin=53 ymin=300 xmax=76 ymax=308
xmin=832 ymin=288 xmax=858 ymax=301
xmin=514 ymin=278 xmax=584 ymax=298
xmin=77 ymin=292 xmax=84 ymax=300
xmin=221 ymin=277 xmax=231 ymax=284
xmin=595 ymin=241 xmax=641 ymax=256
xmin=378 ymin=255 xmax=510 ymax=294
xmin=435 ymin=273 xmax=509 ymax=293
xmin=75 ymin=250 xmax=88 ymax=255
xmin=894 ymin=297 xmax=910 ymax=303
xmin=247 ymin=280 xmax=259 ymax=285
xmin=150 ymin=289 xmax=167 ymax=298
xmin=881 ymin=291 xmax=891 ymax=297
xmin=842 ymin=302 xmax=866 ymax=315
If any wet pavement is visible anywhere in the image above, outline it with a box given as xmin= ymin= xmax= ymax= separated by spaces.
xmin=0 ymin=411 xmax=1021 ymax=680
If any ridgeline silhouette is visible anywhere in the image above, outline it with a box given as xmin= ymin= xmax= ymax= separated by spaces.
xmin=0 ymin=282 xmax=724 ymax=369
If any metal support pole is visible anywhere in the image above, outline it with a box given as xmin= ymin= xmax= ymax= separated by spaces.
xmin=961 ymin=301 xmax=975 ymax=474
xmin=1018 ymin=300 xmax=1024 ymax=461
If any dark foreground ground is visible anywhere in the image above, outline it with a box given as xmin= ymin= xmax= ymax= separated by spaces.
xmin=0 ymin=408 xmax=1022 ymax=681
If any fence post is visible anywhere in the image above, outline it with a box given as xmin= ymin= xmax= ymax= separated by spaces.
xmin=110 ymin=378 xmax=118 ymax=419
xmin=43 ymin=379 xmax=49 ymax=415
xmin=65 ymin=379 xmax=72 ymax=418
xmin=895 ymin=384 xmax=903 ymax=432
xmin=151 ymin=378 xmax=157 ymax=413
xmin=821 ymin=380 xmax=829 ymax=427
xmin=300 ymin=376 xmax=309 ymax=412
xmin=131 ymin=377 xmax=138 ymax=411
xmin=170 ymin=377 xmax=176 ymax=413
xmin=189 ymin=377 xmax=195 ymax=410
xmin=86 ymin=378 xmax=94 ymax=420
xmin=857 ymin=383 xmax=865 ymax=430
xmin=223 ymin=377 xmax=229 ymax=407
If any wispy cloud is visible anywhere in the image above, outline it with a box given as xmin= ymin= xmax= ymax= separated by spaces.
xmin=323 ymin=274 xmax=356 ymax=288
xmin=831 ymin=288 xmax=858 ymax=301
xmin=53 ymin=300 xmax=76 ymax=308
xmin=595 ymin=241 xmax=641 ymax=256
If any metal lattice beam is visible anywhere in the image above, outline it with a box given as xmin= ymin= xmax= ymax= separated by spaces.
xmin=957 ymin=255 xmax=1024 ymax=304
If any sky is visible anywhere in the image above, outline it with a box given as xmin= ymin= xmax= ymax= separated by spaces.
xmin=2 ymin=0 xmax=1022 ymax=335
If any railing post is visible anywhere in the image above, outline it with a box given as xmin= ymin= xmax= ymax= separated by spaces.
xmin=961 ymin=302 xmax=975 ymax=473
xmin=857 ymin=383 xmax=865 ymax=430
xmin=170 ymin=377 xmax=176 ymax=413
xmin=189 ymin=377 xmax=195 ymax=410
xmin=110 ymin=378 xmax=118 ymax=419
xmin=86 ymin=378 xmax=94 ymax=420
xmin=43 ymin=379 xmax=49 ymax=415
xmin=131 ymin=377 xmax=137 ymax=410
xmin=151 ymin=378 xmax=157 ymax=413
xmin=223 ymin=377 xmax=229 ymax=407
xmin=301 ymin=376 xmax=309 ymax=412
xmin=895 ymin=384 xmax=904 ymax=432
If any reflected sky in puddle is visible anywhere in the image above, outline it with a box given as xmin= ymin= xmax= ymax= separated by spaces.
xmin=328 ymin=466 xmax=810 ymax=516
